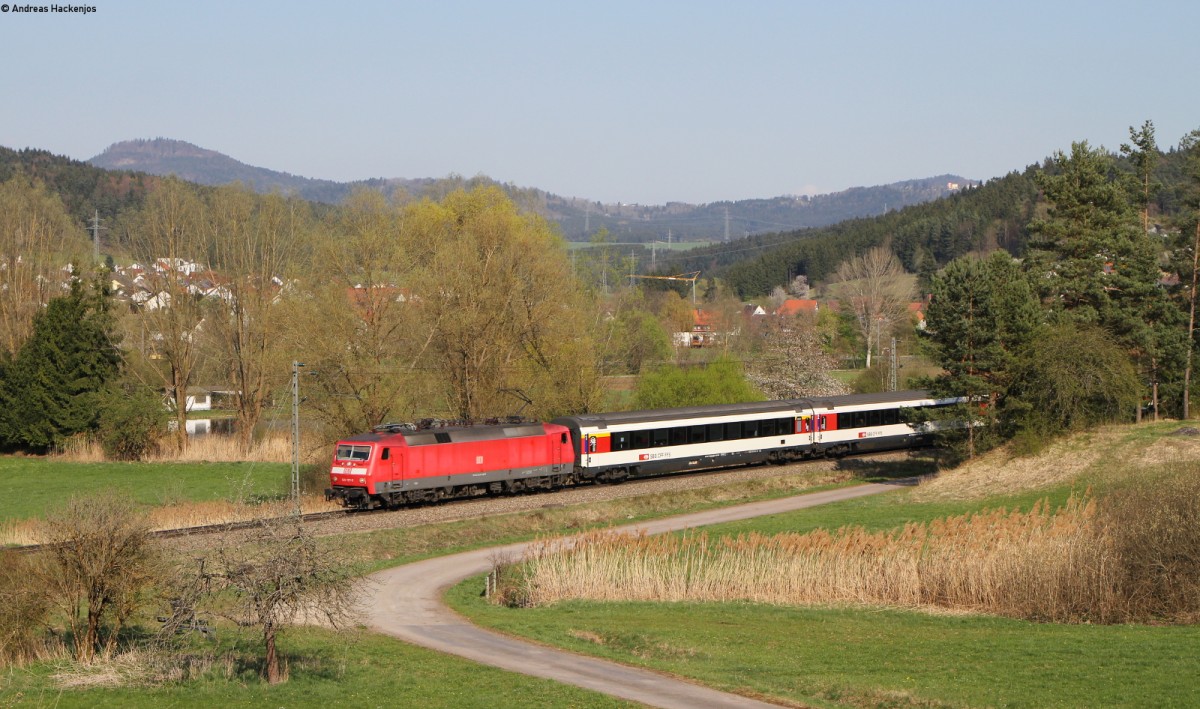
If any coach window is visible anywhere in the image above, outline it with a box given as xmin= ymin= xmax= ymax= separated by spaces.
xmin=707 ymin=423 xmax=724 ymax=442
xmin=670 ymin=427 xmax=688 ymax=446
xmin=687 ymin=425 xmax=705 ymax=444
xmin=837 ymin=412 xmax=851 ymax=429
xmin=743 ymin=420 xmax=760 ymax=438
xmin=632 ymin=430 xmax=650 ymax=449
xmin=851 ymin=411 xmax=865 ymax=428
xmin=867 ymin=410 xmax=882 ymax=427
xmin=760 ymin=419 xmax=775 ymax=437
xmin=779 ymin=418 xmax=795 ymax=434
xmin=882 ymin=409 xmax=898 ymax=426
xmin=652 ymin=429 xmax=670 ymax=447
xmin=612 ymin=432 xmax=630 ymax=451
xmin=725 ymin=421 xmax=742 ymax=440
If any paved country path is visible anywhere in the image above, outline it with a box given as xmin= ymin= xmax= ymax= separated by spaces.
xmin=367 ymin=481 xmax=910 ymax=708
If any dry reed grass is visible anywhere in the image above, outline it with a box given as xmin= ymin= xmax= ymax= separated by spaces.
xmin=54 ymin=430 xmax=326 ymax=465
xmin=505 ymin=495 xmax=1131 ymax=622
xmin=0 ymin=495 xmax=341 ymax=547
xmin=49 ymin=647 xmax=239 ymax=687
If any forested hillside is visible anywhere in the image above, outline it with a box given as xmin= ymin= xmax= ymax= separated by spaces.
xmin=86 ymin=138 xmax=972 ymax=242
xmin=647 ymin=140 xmax=1198 ymax=298
xmin=0 ymin=146 xmax=152 ymax=226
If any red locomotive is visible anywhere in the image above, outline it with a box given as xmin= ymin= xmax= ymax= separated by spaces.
xmin=326 ymin=421 xmax=575 ymax=509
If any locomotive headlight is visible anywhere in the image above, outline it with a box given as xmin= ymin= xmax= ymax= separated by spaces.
xmin=359 ymin=477 xmax=366 ymax=484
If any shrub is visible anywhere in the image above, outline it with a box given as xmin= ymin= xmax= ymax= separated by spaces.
xmin=39 ymin=494 xmax=159 ymax=662
xmin=1099 ymin=466 xmax=1200 ymax=621
xmin=0 ymin=549 xmax=54 ymax=666
xmin=633 ymin=356 xmax=762 ymax=409
xmin=97 ymin=384 xmax=167 ymax=461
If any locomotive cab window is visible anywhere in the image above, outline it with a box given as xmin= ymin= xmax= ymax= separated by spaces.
xmin=381 ymin=448 xmax=390 ymax=460
xmin=335 ymin=444 xmax=372 ymax=461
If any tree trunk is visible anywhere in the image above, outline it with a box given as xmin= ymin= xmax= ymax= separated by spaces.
xmin=1186 ymin=222 xmax=1200 ymax=420
xmin=173 ymin=366 xmax=189 ymax=451
xmin=264 ymin=621 xmax=280 ymax=683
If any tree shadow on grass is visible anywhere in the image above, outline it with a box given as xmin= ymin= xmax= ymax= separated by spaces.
xmin=834 ymin=449 xmax=947 ymax=483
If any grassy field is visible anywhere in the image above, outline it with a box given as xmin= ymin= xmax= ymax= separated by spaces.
xmin=444 ymin=422 xmax=1200 ymax=708
xmin=447 ymin=591 xmax=1200 ymax=708
xmin=6 ymin=422 xmax=1200 ymax=706
xmin=0 ymin=628 xmax=636 ymax=708
xmin=0 ymin=457 xmax=291 ymax=521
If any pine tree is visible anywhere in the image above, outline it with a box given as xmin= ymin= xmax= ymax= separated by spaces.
xmin=1026 ymin=141 xmax=1182 ymax=420
xmin=0 ymin=275 xmax=120 ymax=450
xmin=922 ymin=252 xmax=1039 ymax=456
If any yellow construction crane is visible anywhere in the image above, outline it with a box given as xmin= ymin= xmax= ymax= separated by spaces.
xmin=629 ymin=271 xmax=700 ymax=304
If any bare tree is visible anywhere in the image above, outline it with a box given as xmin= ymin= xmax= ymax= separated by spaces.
xmin=124 ymin=178 xmax=207 ymax=450
xmin=0 ymin=176 xmax=90 ymax=358
xmin=38 ymin=494 xmax=159 ymax=662
xmin=833 ymin=246 xmax=912 ymax=368
xmin=205 ymin=186 xmax=307 ymax=448
xmin=176 ymin=513 xmax=363 ymax=684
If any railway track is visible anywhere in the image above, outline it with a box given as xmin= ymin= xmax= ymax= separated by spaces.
xmin=7 ymin=449 xmax=929 ymax=554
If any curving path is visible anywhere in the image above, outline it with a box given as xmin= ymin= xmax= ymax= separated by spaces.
xmin=367 ymin=481 xmax=909 ymax=709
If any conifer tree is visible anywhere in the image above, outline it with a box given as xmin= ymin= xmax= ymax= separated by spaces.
xmin=1026 ymin=141 xmax=1182 ymax=420
xmin=922 ymin=252 xmax=1039 ymax=456
xmin=0 ymin=275 xmax=120 ymax=450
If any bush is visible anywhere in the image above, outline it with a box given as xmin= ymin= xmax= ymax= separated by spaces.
xmin=0 ymin=549 xmax=54 ymax=666
xmin=1008 ymin=321 xmax=1141 ymax=437
xmin=39 ymin=494 xmax=159 ymax=661
xmin=1099 ymin=466 xmax=1200 ymax=622
xmin=97 ymin=384 xmax=167 ymax=461
xmin=633 ymin=356 xmax=762 ymax=409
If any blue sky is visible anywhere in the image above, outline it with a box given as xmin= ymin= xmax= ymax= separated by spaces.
xmin=2 ymin=0 xmax=1198 ymax=205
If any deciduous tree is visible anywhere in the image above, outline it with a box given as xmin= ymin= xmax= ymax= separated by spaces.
xmin=0 ymin=176 xmax=89 ymax=358
xmin=176 ymin=514 xmax=362 ymax=684
xmin=124 ymin=177 xmax=207 ymax=450
xmin=833 ymin=246 xmax=911 ymax=368
xmin=634 ymin=356 xmax=761 ymax=409
xmin=745 ymin=314 xmax=848 ymax=399
xmin=38 ymin=494 xmax=158 ymax=662
xmin=405 ymin=187 xmax=602 ymax=420
xmin=205 ymin=186 xmax=307 ymax=448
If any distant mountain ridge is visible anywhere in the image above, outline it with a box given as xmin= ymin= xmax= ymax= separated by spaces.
xmin=89 ymin=138 xmax=976 ymax=241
